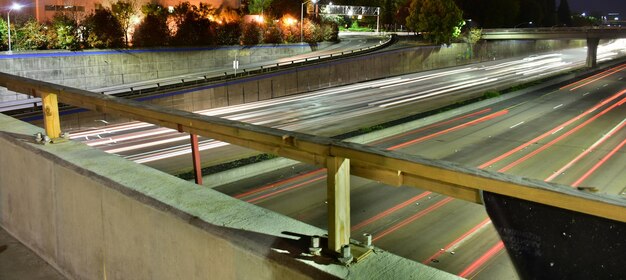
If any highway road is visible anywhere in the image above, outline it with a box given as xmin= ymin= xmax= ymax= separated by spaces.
xmin=213 ymin=63 xmax=626 ymax=278
xmin=72 ymin=40 xmax=626 ymax=175
xmin=66 ymin=41 xmax=626 ymax=278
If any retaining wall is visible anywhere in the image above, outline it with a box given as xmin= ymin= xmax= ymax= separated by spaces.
xmin=0 ymin=43 xmax=332 ymax=103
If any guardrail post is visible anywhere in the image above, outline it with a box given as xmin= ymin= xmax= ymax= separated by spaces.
xmin=190 ymin=134 xmax=203 ymax=185
xmin=41 ymin=92 xmax=61 ymax=139
xmin=327 ymin=156 xmax=350 ymax=253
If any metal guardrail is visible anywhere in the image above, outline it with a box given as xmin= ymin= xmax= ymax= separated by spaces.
xmin=0 ymin=71 xmax=625 ymax=253
xmin=0 ymin=35 xmax=396 ymax=114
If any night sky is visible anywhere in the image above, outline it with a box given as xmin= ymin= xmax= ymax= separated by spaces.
xmin=566 ymin=0 xmax=626 ymax=15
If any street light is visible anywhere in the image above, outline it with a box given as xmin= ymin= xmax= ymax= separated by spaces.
xmin=7 ymin=3 xmax=22 ymax=53
xmin=300 ymin=0 xmax=318 ymax=43
xmin=513 ymin=21 xmax=533 ymax=29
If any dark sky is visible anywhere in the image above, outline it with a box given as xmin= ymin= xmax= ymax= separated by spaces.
xmin=566 ymin=0 xmax=626 ymax=15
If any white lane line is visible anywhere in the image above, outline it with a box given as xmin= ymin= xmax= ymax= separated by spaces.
xmin=603 ymin=84 xmax=609 ymax=87
xmin=510 ymin=121 xmax=525 ymax=129
xmin=583 ymin=92 xmax=591 ymax=96
xmin=553 ymin=104 xmax=563 ymax=110
xmin=552 ymin=127 xmax=564 ymax=135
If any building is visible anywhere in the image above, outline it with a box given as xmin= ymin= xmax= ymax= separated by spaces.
xmin=1 ymin=0 xmax=240 ymax=22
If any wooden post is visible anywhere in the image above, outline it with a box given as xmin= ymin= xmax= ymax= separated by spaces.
xmin=190 ymin=134 xmax=203 ymax=185
xmin=41 ymin=92 xmax=61 ymax=139
xmin=327 ymin=156 xmax=350 ymax=252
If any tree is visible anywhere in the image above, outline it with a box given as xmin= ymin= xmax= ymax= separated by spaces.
xmin=111 ymin=0 xmax=137 ymax=47
xmin=133 ymin=3 xmax=170 ymax=47
xmin=215 ymin=22 xmax=241 ymax=45
xmin=133 ymin=11 xmax=170 ymax=47
xmin=241 ymin=21 xmax=262 ymax=45
xmin=248 ymin=0 xmax=273 ymax=15
xmin=0 ymin=18 xmax=8 ymax=50
xmin=171 ymin=2 xmax=214 ymax=46
xmin=49 ymin=13 xmax=81 ymax=50
xmin=406 ymin=0 xmax=464 ymax=45
xmin=557 ymin=0 xmax=572 ymax=26
xmin=263 ymin=22 xmax=282 ymax=44
xmin=83 ymin=8 xmax=125 ymax=48
xmin=16 ymin=19 xmax=49 ymax=50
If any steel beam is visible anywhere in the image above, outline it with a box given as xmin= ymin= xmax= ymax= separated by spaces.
xmin=190 ymin=134 xmax=203 ymax=185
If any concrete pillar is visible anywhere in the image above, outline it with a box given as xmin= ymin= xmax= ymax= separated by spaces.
xmin=586 ymin=37 xmax=599 ymax=68
xmin=327 ymin=156 xmax=350 ymax=252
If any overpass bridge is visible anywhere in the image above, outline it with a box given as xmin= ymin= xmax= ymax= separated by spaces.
xmin=482 ymin=27 xmax=626 ymax=67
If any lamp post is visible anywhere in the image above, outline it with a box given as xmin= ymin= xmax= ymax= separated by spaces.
xmin=300 ymin=0 xmax=318 ymax=43
xmin=7 ymin=3 xmax=22 ymax=53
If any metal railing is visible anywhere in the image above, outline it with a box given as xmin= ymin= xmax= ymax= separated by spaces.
xmin=1 ymin=71 xmax=625 ymax=254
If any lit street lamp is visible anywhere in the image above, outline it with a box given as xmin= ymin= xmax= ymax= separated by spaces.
xmin=7 ymin=3 xmax=22 ymax=53
xmin=300 ymin=0 xmax=318 ymax=43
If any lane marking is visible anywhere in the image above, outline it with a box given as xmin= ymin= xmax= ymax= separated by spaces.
xmin=510 ymin=121 xmax=525 ymax=129
xmin=553 ymin=104 xmax=563 ymax=109
xmin=422 ymin=218 xmax=492 ymax=264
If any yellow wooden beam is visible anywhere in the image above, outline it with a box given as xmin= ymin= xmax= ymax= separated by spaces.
xmin=40 ymin=92 xmax=61 ymax=139
xmin=327 ymin=156 xmax=351 ymax=252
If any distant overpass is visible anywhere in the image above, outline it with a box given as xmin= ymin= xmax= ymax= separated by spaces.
xmin=482 ymin=27 xmax=626 ymax=67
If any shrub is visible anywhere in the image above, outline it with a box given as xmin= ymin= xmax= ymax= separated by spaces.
xmin=83 ymin=8 xmax=125 ymax=49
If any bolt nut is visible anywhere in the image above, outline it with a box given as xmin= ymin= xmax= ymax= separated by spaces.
xmin=338 ymin=244 xmax=353 ymax=265
xmin=34 ymin=132 xmax=43 ymax=143
xmin=309 ymin=235 xmax=322 ymax=256
xmin=363 ymin=233 xmax=373 ymax=249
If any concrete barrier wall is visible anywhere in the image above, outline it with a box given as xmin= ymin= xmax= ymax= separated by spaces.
xmin=0 ymin=114 xmax=458 ymax=280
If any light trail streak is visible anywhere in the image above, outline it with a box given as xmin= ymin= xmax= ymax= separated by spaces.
xmin=369 ymin=108 xmax=493 ymax=146
xmin=571 ymin=136 xmax=626 ymax=187
xmin=479 ymin=88 xmax=626 ymax=169
xmin=388 ymin=110 xmax=509 ymax=150
xmin=457 ymin=241 xmax=505 ymax=278
xmin=234 ymin=169 xmax=326 ymax=199
xmin=498 ymin=96 xmax=626 ymax=173
xmin=372 ymin=197 xmax=455 ymax=242
xmin=564 ymin=64 xmax=626 ymax=91
xmin=546 ymin=118 xmax=626 ymax=182
xmin=422 ymin=218 xmax=492 ymax=264
xmin=351 ymin=192 xmax=433 ymax=232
